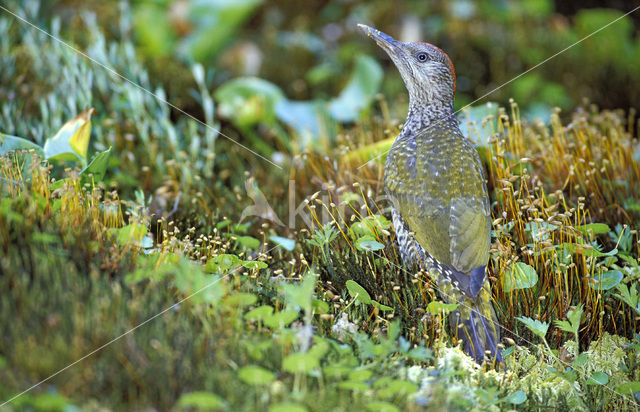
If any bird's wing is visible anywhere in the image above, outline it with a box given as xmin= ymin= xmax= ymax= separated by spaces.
xmin=448 ymin=196 xmax=491 ymax=296
xmin=385 ymin=130 xmax=491 ymax=296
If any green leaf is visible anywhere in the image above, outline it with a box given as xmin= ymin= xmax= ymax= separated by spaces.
xmin=80 ymin=147 xmax=112 ymax=182
xmin=0 ymin=133 xmax=43 ymax=156
xmin=505 ymin=390 xmax=527 ymax=405
xmin=282 ymin=273 xmax=317 ymax=312
xmin=502 ymin=262 xmax=538 ymax=292
xmin=349 ymin=215 xmax=391 ymax=239
xmin=516 ymin=316 xmax=549 ymax=339
xmin=0 ymin=133 xmax=44 ymax=174
xmin=366 ymin=401 xmax=400 ymax=412
xmin=180 ymin=0 xmax=262 ymax=62
xmin=348 ymin=369 xmax=373 ymax=382
xmin=43 ymin=108 xmax=95 ymax=164
xmin=283 ymin=352 xmax=319 ymax=373
xmin=426 ymin=301 xmax=459 ymax=314
xmin=235 ymin=235 xmax=261 ymax=249
xmin=356 ymin=238 xmax=385 ymax=252
xmin=115 ymin=223 xmax=148 ymax=246
xmin=177 ymin=391 xmax=225 ymax=410
xmin=556 ymin=304 xmax=583 ymax=334
xmin=458 ymin=102 xmax=499 ymax=147
xmin=30 ymin=393 xmax=72 ymax=410
xmin=312 ymin=299 xmax=329 ymax=314
xmin=562 ymin=243 xmax=618 ymax=258
xmin=263 ymin=310 xmax=299 ymax=328
xmin=589 ymin=270 xmax=623 ymax=291
xmin=586 ymin=371 xmax=609 ymax=386
xmin=214 ymin=77 xmax=285 ymax=127
xmin=242 ymin=260 xmax=267 ymax=270
xmin=524 ymin=221 xmax=558 ymax=242
xmin=614 ymin=283 xmax=640 ymax=314
xmin=205 ymin=254 xmax=241 ymax=273
xmin=132 ymin=3 xmax=175 ymax=58
xmin=238 ymin=365 xmax=275 ymax=385
xmin=376 ymin=380 xmax=418 ymax=398
xmin=270 ymin=235 xmax=295 ymax=251
xmin=567 ymin=304 xmax=584 ymax=330
xmin=225 ymin=293 xmax=257 ymax=307
xmin=372 ymin=300 xmax=392 ymax=313
xmin=577 ymin=223 xmax=611 ymax=236
xmin=245 ymin=305 xmax=274 ymax=322
xmin=328 ymin=55 xmax=383 ymax=122
xmin=268 ymin=403 xmax=308 ymax=412
xmin=408 ymin=346 xmax=433 ymax=361
xmin=338 ymin=381 xmax=371 ymax=391
xmin=615 ymin=381 xmax=640 ymax=395
xmin=554 ymin=320 xmax=574 ymax=334
xmin=346 ymin=280 xmax=372 ymax=304
xmin=275 ymin=99 xmax=327 ymax=147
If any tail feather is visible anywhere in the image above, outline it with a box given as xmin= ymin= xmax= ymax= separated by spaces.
xmin=449 ymin=293 xmax=502 ymax=363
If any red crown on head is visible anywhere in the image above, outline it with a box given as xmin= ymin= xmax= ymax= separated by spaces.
xmin=416 ymin=42 xmax=456 ymax=94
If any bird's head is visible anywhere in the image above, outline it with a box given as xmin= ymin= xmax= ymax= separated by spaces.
xmin=358 ymin=24 xmax=456 ymax=109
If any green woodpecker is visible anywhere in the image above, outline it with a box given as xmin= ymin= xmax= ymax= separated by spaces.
xmin=359 ymin=24 xmax=502 ymax=363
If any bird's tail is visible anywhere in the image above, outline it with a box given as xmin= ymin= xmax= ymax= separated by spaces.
xmin=440 ymin=283 xmax=502 ymax=364
xmin=450 ymin=290 xmax=502 ymax=363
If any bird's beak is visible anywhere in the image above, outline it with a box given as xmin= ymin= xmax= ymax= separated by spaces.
xmin=357 ymin=24 xmax=401 ymax=57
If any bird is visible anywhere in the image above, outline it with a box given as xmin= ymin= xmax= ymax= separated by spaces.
xmin=358 ymin=24 xmax=502 ymax=364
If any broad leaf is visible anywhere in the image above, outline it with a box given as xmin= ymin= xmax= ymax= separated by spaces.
xmin=502 ymin=262 xmax=538 ymax=292
xmin=426 ymin=301 xmax=459 ymax=314
xmin=505 ymin=390 xmax=527 ymax=405
xmin=0 ymin=133 xmax=43 ymax=156
xmin=586 ymin=371 xmax=609 ymax=385
xmin=44 ymin=108 xmax=95 ymax=164
xmin=589 ymin=270 xmax=623 ymax=291
xmin=177 ymin=392 xmax=225 ymax=410
xmin=238 ymin=365 xmax=275 ymax=385
xmin=328 ymin=55 xmax=383 ymax=122
xmin=270 ymin=235 xmax=295 ymax=251
xmin=346 ymin=280 xmax=372 ymax=304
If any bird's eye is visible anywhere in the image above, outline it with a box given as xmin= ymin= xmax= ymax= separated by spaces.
xmin=416 ymin=52 xmax=429 ymax=62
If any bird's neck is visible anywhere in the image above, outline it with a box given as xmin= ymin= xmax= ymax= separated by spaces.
xmin=401 ymin=95 xmax=455 ymax=138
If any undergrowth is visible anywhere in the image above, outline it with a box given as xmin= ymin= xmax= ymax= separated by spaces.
xmin=1 ymin=1 xmax=640 ymax=411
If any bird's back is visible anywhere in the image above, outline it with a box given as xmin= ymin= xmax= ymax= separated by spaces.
xmin=384 ymin=118 xmax=490 ymax=275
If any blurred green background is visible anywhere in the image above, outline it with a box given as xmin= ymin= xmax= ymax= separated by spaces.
xmin=1 ymin=0 xmax=639 ymax=198
xmin=44 ymin=0 xmax=640 ymax=117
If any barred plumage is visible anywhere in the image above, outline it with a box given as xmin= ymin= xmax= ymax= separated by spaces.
xmin=360 ymin=24 xmax=502 ymax=363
